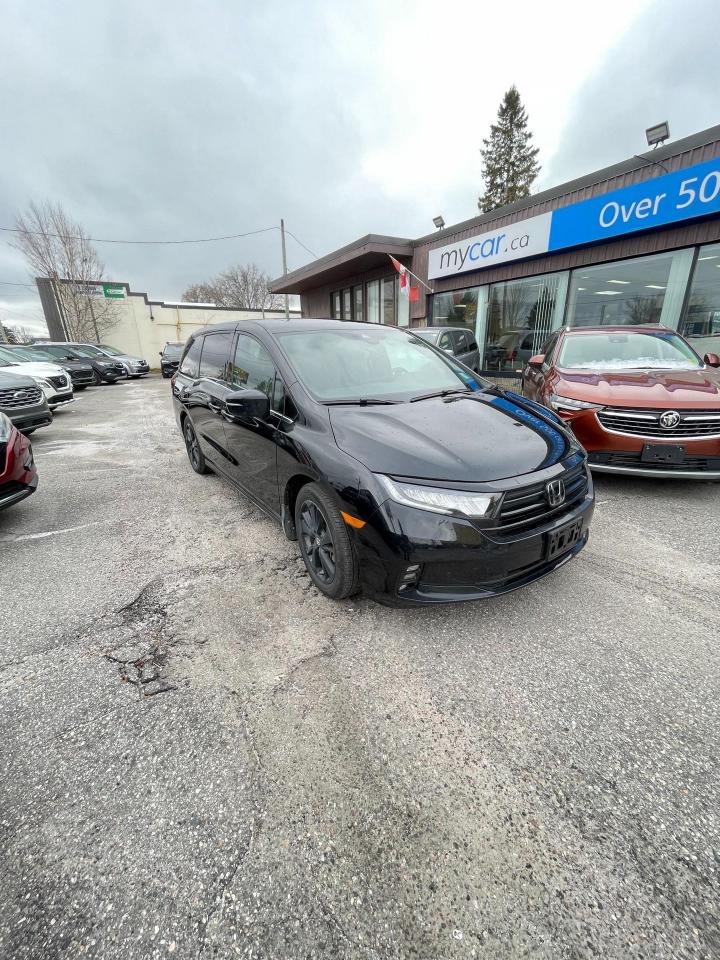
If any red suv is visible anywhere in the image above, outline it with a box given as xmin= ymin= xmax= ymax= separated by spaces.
xmin=0 ymin=411 xmax=38 ymax=510
xmin=522 ymin=325 xmax=720 ymax=479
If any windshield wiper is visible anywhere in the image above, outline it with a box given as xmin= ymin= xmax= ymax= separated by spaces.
xmin=409 ymin=387 xmax=472 ymax=403
xmin=324 ymin=398 xmax=398 ymax=406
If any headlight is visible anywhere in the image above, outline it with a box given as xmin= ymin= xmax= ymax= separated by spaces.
xmin=549 ymin=394 xmax=604 ymax=413
xmin=377 ymin=475 xmax=500 ymax=518
xmin=0 ymin=412 xmax=12 ymax=441
xmin=36 ymin=378 xmax=53 ymax=389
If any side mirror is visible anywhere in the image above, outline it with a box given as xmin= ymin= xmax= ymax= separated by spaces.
xmin=159 ymin=351 xmax=163 ymax=356
xmin=225 ymin=388 xmax=270 ymax=421
xmin=527 ymin=354 xmax=545 ymax=369
xmin=703 ymin=352 xmax=720 ymax=368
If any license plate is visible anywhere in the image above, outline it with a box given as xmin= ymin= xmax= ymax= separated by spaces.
xmin=641 ymin=443 xmax=685 ymax=464
xmin=547 ymin=519 xmax=584 ymax=561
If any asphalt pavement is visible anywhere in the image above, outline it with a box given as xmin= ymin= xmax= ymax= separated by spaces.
xmin=1 ymin=376 xmax=718 ymax=960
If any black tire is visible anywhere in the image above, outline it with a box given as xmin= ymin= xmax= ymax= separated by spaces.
xmin=295 ymin=483 xmax=359 ymax=600
xmin=92 ymin=369 xmax=102 ymax=385
xmin=183 ymin=417 xmax=209 ymax=475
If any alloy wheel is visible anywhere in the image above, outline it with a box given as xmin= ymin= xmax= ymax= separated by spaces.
xmin=184 ymin=421 xmax=201 ymax=471
xmin=299 ymin=500 xmax=336 ymax=584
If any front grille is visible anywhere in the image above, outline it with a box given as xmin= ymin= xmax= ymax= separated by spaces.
xmin=496 ymin=461 xmax=589 ymax=533
xmin=597 ymin=407 xmax=720 ymax=439
xmin=48 ymin=375 xmax=69 ymax=389
xmin=589 ymin=451 xmax=720 ymax=472
xmin=0 ymin=385 xmax=43 ymax=408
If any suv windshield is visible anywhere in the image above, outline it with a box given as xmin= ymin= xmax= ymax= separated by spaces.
xmin=69 ymin=344 xmax=106 ymax=358
xmin=557 ymin=330 xmax=702 ymax=370
xmin=36 ymin=345 xmax=81 ymax=360
xmin=0 ymin=347 xmax=23 ymax=364
xmin=162 ymin=344 xmax=184 ymax=358
xmin=98 ymin=344 xmax=124 ymax=356
xmin=275 ymin=327 xmax=483 ymax=402
xmin=5 ymin=346 xmax=49 ymax=362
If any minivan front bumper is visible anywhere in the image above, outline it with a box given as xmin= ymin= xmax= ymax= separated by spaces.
xmin=353 ymin=477 xmax=594 ymax=606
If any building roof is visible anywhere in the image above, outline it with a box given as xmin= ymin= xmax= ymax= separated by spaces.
xmin=271 ymin=124 xmax=720 ymax=294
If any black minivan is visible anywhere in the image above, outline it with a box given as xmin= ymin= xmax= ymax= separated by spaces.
xmin=173 ymin=319 xmax=594 ymax=605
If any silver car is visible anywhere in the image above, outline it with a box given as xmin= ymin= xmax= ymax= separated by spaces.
xmin=75 ymin=342 xmax=150 ymax=378
xmin=415 ymin=326 xmax=480 ymax=372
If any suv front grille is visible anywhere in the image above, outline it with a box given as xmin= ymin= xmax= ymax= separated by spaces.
xmin=496 ymin=461 xmax=589 ymax=533
xmin=0 ymin=385 xmax=43 ymax=408
xmin=597 ymin=407 xmax=720 ymax=439
xmin=48 ymin=375 xmax=69 ymax=389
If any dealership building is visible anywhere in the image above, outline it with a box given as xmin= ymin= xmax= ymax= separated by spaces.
xmin=271 ymin=124 xmax=720 ymax=371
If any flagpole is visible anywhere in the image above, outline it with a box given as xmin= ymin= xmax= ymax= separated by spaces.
xmin=387 ymin=254 xmax=434 ymax=294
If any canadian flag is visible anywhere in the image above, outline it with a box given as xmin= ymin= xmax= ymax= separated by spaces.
xmin=389 ymin=255 xmax=420 ymax=301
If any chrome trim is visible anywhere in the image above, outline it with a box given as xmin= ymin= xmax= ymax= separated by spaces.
xmin=600 ymin=409 xmax=656 ymax=420
xmin=595 ymin=413 xmax=720 ymax=441
xmin=590 ymin=464 xmax=720 ymax=479
xmin=684 ymin=414 xmax=720 ymax=421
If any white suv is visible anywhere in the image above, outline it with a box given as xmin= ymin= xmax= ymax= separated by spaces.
xmin=0 ymin=345 xmax=74 ymax=409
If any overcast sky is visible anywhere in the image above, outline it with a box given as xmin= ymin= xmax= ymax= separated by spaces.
xmin=1 ymin=0 xmax=719 ymax=336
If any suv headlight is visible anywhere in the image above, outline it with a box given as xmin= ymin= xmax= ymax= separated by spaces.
xmin=378 ymin=475 xmax=500 ymax=518
xmin=0 ymin=412 xmax=12 ymax=442
xmin=549 ymin=394 xmax=604 ymax=413
xmin=36 ymin=378 xmax=53 ymax=389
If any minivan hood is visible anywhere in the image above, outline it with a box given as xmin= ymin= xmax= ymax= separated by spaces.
xmin=329 ymin=393 xmax=569 ymax=482
xmin=555 ymin=367 xmax=720 ymax=408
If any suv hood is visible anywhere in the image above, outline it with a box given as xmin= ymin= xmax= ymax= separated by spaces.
xmin=0 ymin=370 xmax=38 ymax=389
xmin=1 ymin=361 xmax=67 ymax=379
xmin=555 ymin=367 xmax=720 ymax=407
xmin=329 ymin=392 xmax=570 ymax=482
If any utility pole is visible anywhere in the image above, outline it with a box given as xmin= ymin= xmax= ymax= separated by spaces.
xmin=87 ymin=291 xmax=100 ymax=341
xmin=280 ymin=218 xmax=289 ymax=320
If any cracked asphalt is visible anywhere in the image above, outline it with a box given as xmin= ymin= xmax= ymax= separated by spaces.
xmin=1 ymin=376 xmax=719 ymax=960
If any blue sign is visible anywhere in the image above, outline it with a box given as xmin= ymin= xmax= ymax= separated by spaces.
xmin=549 ymin=156 xmax=720 ymax=251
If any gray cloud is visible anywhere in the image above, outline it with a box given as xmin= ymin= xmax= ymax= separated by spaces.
xmin=544 ymin=0 xmax=720 ymax=186
xmin=1 ymin=0 xmax=718 ymax=336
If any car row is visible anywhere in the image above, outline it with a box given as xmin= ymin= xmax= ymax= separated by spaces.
xmin=0 ymin=338 xmax=153 ymax=513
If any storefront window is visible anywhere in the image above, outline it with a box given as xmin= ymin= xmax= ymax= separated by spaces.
xmin=565 ymin=251 xmax=688 ymax=328
xmin=382 ymin=277 xmax=395 ymax=325
xmin=485 ymin=274 xmax=565 ymax=371
xmin=332 ymin=291 xmax=341 ymax=319
xmin=342 ymin=288 xmax=352 ymax=320
xmin=680 ymin=243 xmax=720 ymax=356
xmin=431 ymin=288 xmax=480 ymax=331
xmin=354 ymin=285 xmax=364 ymax=322
xmin=367 ymin=280 xmax=380 ymax=323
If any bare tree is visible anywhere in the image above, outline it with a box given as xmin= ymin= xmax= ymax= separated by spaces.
xmin=182 ymin=263 xmax=282 ymax=310
xmin=2 ymin=323 xmax=36 ymax=343
xmin=12 ymin=201 xmax=119 ymax=341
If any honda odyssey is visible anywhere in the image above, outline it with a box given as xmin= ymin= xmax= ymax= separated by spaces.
xmin=173 ymin=319 xmax=594 ymax=605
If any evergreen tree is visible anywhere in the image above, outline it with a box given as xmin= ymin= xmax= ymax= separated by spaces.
xmin=479 ymin=86 xmax=541 ymax=213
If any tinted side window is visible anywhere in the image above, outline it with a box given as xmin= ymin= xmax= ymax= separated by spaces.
xmin=179 ymin=338 xmax=202 ymax=377
xmin=231 ymin=334 xmax=276 ymax=397
xmin=198 ymin=332 xmax=233 ymax=380
xmin=438 ymin=332 xmax=452 ymax=351
xmin=451 ymin=331 xmax=466 ymax=353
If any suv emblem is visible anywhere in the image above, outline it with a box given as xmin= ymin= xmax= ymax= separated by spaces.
xmin=546 ymin=478 xmax=566 ymax=507
xmin=659 ymin=410 xmax=680 ymax=429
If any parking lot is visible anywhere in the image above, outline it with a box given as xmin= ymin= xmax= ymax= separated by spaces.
xmin=1 ymin=375 xmax=719 ymax=959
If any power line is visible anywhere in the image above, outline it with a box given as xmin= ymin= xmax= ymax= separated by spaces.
xmin=0 ymin=223 xmax=318 ymax=257
xmin=284 ymin=229 xmax=318 ymax=259
xmin=0 ymin=280 xmax=36 ymax=288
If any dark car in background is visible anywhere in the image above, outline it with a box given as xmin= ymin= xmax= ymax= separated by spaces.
xmin=160 ymin=341 xmax=184 ymax=378
xmin=0 ymin=411 xmax=38 ymax=511
xmin=31 ymin=342 xmax=124 ymax=384
xmin=9 ymin=344 xmax=95 ymax=391
xmin=523 ymin=325 xmax=720 ymax=479
xmin=415 ymin=327 xmax=480 ymax=372
xmin=0 ymin=370 xmax=52 ymax=435
xmin=173 ymin=319 xmax=593 ymax=606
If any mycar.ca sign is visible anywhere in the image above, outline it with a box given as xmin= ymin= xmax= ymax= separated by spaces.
xmin=428 ymin=156 xmax=720 ymax=281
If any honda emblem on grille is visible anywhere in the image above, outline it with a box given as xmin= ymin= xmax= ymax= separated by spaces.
xmin=659 ymin=410 xmax=680 ymax=430
xmin=546 ymin=478 xmax=566 ymax=507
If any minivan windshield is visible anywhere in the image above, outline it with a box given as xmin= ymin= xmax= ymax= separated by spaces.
xmin=275 ymin=327 xmax=484 ymax=402
xmin=98 ymin=344 xmax=124 ymax=356
xmin=557 ymin=330 xmax=702 ymax=370
xmin=68 ymin=344 xmax=105 ymax=358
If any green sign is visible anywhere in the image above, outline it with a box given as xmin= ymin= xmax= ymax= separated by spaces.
xmin=102 ymin=283 xmax=126 ymax=299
